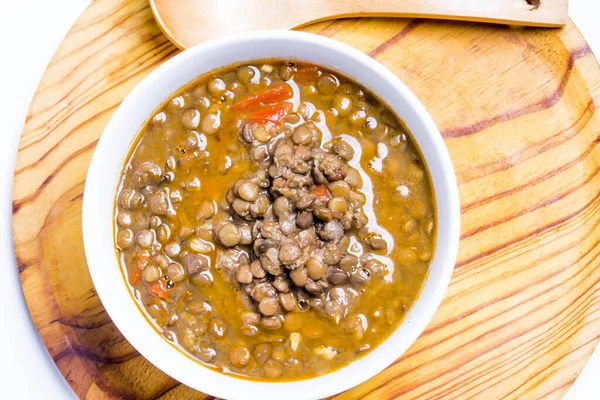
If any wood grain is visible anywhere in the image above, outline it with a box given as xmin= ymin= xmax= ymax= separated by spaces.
xmin=12 ymin=0 xmax=600 ymax=398
xmin=150 ymin=0 xmax=568 ymax=49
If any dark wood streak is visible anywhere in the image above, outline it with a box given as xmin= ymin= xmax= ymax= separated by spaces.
xmin=97 ymin=371 xmax=181 ymax=400
xmin=441 ymin=46 xmax=592 ymax=138
xmin=12 ymin=47 xmax=179 ymax=214
xmin=456 ymin=182 xmax=600 ymax=269
xmin=532 ymin=381 xmax=575 ymax=400
xmin=24 ymin=21 xmax=161 ymax=149
xmin=93 ymin=363 xmax=170 ymax=400
xmin=316 ymin=18 xmax=361 ymax=38
xmin=12 ymin=140 xmax=97 ymax=215
xmin=420 ymin=284 xmax=600 ymax=399
xmin=16 ymin=187 xmax=84 ymax=273
xmin=70 ymin=191 xmax=84 ymax=203
xmin=457 ymin=100 xmax=597 ymax=186
xmin=21 ymin=29 xmax=173 ymax=151
xmin=33 ymin=5 xmax=156 ymax=105
xmin=423 ymin=229 xmax=600 ymax=360
xmin=402 ymin=209 xmax=600 ymax=368
xmin=17 ymin=38 xmax=177 ymax=174
xmin=451 ymin=190 xmax=600 ymax=289
xmin=53 ymin=344 xmax=139 ymax=365
xmin=460 ymin=138 xmax=600 ymax=242
xmin=357 ymin=275 xmax=600 ymax=399
xmin=362 ymin=301 xmax=600 ymax=400
xmin=52 ymin=2 xmax=141 ymax=62
xmin=461 ymin=105 xmax=598 ymax=212
xmin=155 ymin=382 xmax=183 ymax=398
xmin=498 ymin=309 xmax=600 ymax=399
xmin=18 ymin=105 xmax=118 ymax=176
xmin=56 ymin=346 xmax=189 ymax=400
xmin=458 ymin=315 xmax=600 ymax=400
xmin=52 ymin=314 xmax=113 ymax=330
xmin=367 ymin=19 xmax=423 ymax=58
xmin=417 ymin=311 xmax=599 ymax=400
xmin=448 ymin=193 xmax=600 ymax=290
xmin=15 ymin=254 xmax=36 ymax=273
xmin=18 ymin=39 xmax=174 ymax=169
xmin=155 ymin=382 xmax=196 ymax=399
xmin=22 ymin=31 xmax=172 ymax=154
xmin=503 ymin=322 xmax=600 ymax=399
xmin=316 ymin=19 xmax=343 ymax=35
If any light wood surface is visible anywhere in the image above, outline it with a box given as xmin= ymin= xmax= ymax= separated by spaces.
xmin=150 ymin=0 xmax=568 ymax=49
xmin=12 ymin=0 xmax=600 ymax=398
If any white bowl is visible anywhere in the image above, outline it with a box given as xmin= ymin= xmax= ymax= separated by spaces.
xmin=83 ymin=30 xmax=460 ymax=400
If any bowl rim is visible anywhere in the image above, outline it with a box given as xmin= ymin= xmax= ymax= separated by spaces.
xmin=83 ymin=30 xmax=460 ymax=400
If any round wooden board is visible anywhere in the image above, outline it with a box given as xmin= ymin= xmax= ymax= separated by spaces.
xmin=12 ymin=0 xmax=600 ymax=398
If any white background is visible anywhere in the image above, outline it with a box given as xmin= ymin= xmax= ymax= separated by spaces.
xmin=0 ymin=1 xmax=598 ymax=398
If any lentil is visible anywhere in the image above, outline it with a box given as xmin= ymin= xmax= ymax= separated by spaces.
xmin=115 ymin=61 xmax=434 ymax=382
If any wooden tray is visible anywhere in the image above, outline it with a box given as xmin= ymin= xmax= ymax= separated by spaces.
xmin=12 ymin=0 xmax=600 ymax=398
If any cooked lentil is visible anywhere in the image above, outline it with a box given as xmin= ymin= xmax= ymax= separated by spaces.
xmin=115 ymin=61 xmax=435 ymax=381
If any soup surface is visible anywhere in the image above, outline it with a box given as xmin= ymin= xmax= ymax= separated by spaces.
xmin=114 ymin=61 xmax=435 ymax=381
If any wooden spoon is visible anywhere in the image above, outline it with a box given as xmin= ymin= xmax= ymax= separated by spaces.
xmin=150 ymin=0 xmax=568 ymax=49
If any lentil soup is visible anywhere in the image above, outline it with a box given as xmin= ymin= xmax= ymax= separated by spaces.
xmin=114 ymin=60 xmax=435 ymax=381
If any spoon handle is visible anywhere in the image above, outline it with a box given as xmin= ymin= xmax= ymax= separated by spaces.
xmin=151 ymin=0 xmax=567 ymax=49
xmin=299 ymin=0 xmax=567 ymax=28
